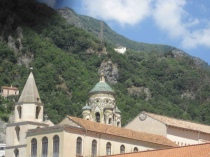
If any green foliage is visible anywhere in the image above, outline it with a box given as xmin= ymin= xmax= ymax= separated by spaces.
xmin=0 ymin=0 xmax=210 ymax=127
xmin=0 ymin=95 xmax=16 ymax=122
xmin=60 ymin=8 xmax=176 ymax=54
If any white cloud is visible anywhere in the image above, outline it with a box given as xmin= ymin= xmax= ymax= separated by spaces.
xmin=152 ymin=0 xmax=210 ymax=49
xmin=80 ymin=0 xmax=210 ymax=49
xmin=182 ymin=26 xmax=210 ymax=49
xmin=81 ymin=0 xmax=152 ymax=26
xmin=153 ymin=0 xmax=187 ymax=38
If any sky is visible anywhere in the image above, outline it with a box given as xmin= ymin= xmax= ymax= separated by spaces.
xmin=39 ymin=0 xmax=210 ymax=65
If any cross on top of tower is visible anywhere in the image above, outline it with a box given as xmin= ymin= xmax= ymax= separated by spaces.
xmin=44 ymin=114 xmax=48 ymax=121
xmin=100 ymin=72 xmax=105 ymax=82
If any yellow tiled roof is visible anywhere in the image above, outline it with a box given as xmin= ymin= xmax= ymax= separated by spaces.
xmin=101 ymin=143 xmax=210 ymax=157
xmin=143 ymin=112 xmax=210 ymax=134
xmin=67 ymin=116 xmax=177 ymax=147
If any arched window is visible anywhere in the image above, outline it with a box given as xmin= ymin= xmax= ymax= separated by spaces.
xmin=120 ymin=145 xmax=125 ymax=154
xmin=53 ymin=135 xmax=59 ymax=157
xmin=108 ymin=118 xmax=112 ymax=124
xmin=92 ymin=140 xmax=97 ymax=157
xmin=134 ymin=147 xmax=138 ymax=152
xmin=17 ymin=106 xmax=22 ymax=119
xmin=35 ymin=106 xmax=41 ymax=119
xmin=42 ymin=137 xmax=48 ymax=157
xmin=31 ymin=138 xmax=37 ymax=157
xmin=14 ymin=148 xmax=19 ymax=157
xmin=106 ymin=142 xmax=111 ymax=155
xmin=95 ymin=112 xmax=100 ymax=122
xmin=117 ymin=121 xmax=120 ymax=127
xmin=15 ymin=126 xmax=20 ymax=142
xmin=76 ymin=137 xmax=82 ymax=155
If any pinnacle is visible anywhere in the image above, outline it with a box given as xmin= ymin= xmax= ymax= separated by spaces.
xmin=18 ymin=72 xmax=42 ymax=103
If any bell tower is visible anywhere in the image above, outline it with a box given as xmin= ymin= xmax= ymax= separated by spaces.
xmin=82 ymin=73 xmax=121 ymax=127
xmin=14 ymin=72 xmax=43 ymax=122
xmin=5 ymin=72 xmax=48 ymax=157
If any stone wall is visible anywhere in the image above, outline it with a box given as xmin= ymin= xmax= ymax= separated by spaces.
xmin=0 ymin=119 xmax=6 ymax=143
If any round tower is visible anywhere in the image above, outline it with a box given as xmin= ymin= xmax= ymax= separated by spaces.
xmin=82 ymin=104 xmax=91 ymax=120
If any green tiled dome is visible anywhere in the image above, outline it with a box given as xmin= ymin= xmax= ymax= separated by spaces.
xmin=82 ymin=105 xmax=91 ymax=110
xmin=89 ymin=81 xmax=115 ymax=95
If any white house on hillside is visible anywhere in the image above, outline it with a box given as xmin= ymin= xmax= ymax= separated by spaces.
xmin=114 ymin=46 xmax=126 ymax=54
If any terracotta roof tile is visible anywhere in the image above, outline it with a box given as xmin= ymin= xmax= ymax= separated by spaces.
xmin=143 ymin=112 xmax=210 ymax=134
xmin=68 ymin=116 xmax=177 ymax=147
xmin=1 ymin=86 xmax=19 ymax=90
xmin=101 ymin=143 xmax=210 ymax=157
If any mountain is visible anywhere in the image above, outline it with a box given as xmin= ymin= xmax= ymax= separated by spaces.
xmin=57 ymin=8 xmax=175 ymax=53
xmin=57 ymin=8 xmax=210 ymax=70
xmin=0 ymin=0 xmax=210 ymax=127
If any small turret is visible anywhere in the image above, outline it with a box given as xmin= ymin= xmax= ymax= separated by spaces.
xmin=82 ymin=104 xmax=91 ymax=120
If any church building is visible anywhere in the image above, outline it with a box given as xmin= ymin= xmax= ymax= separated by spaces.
xmin=5 ymin=72 xmax=176 ymax=157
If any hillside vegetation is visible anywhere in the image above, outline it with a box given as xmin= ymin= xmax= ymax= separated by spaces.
xmin=0 ymin=0 xmax=210 ymax=126
xmin=58 ymin=8 xmax=176 ymax=53
xmin=58 ymin=8 xmax=210 ymax=70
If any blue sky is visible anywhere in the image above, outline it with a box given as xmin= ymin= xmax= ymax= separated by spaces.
xmin=39 ymin=0 xmax=210 ymax=65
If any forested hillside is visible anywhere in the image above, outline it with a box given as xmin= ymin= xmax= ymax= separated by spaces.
xmin=0 ymin=0 xmax=210 ymax=126
xmin=57 ymin=8 xmax=176 ymax=53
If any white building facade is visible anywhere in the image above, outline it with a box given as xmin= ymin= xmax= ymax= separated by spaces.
xmin=125 ymin=111 xmax=210 ymax=146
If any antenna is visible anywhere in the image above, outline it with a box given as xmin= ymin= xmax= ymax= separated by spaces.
xmin=100 ymin=21 xmax=104 ymax=47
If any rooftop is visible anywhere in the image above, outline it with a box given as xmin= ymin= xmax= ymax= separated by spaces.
xmin=67 ymin=116 xmax=177 ymax=147
xmin=1 ymin=86 xmax=18 ymax=90
xmin=100 ymin=143 xmax=210 ymax=157
xmin=143 ymin=111 xmax=210 ymax=134
xmin=89 ymin=73 xmax=115 ymax=95
xmin=18 ymin=72 xmax=42 ymax=103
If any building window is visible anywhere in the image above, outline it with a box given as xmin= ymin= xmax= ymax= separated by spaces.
xmin=106 ymin=142 xmax=111 ymax=155
xmin=14 ymin=148 xmax=19 ymax=157
xmin=120 ymin=145 xmax=125 ymax=154
xmin=108 ymin=118 xmax=112 ymax=124
xmin=35 ymin=106 xmax=41 ymax=119
xmin=42 ymin=137 xmax=48 ymax=157
xmin=92 ymin=140 xmax=97 ymax=157
xmin=15 ymin=126 xmax=20 ymax=142
xmin=76 ymin=137 xmax=82 ymax=155
xmin=53 ymin=135 xmax=59 ymax=157
xmin=17 ymin=106 xmax=22 ymax=119
xmin=117 ymin=121 xmax=120 ymax=127
xmin=31 ymin=138 xmax=37 ymax=157
xmin=95 ymin=112 xmax=100 ymax=122
xmin=134 ymin=147 xmax=138 ymax=152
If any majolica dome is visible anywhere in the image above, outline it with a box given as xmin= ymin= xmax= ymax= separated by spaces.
xmin=89 ymin=73 xmax=115 ymax=95
xmin=82 ymin=104 xmax=91 ymax=110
